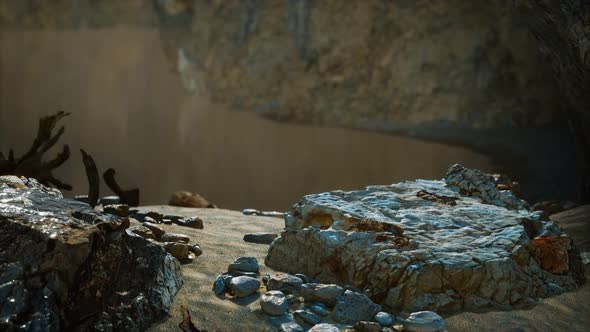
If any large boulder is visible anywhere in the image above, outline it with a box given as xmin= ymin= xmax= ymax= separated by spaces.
xmin=266 ymin=165 xmax=585 ymax=313
xmin=0 ymin=176 xmax=183 ymax=331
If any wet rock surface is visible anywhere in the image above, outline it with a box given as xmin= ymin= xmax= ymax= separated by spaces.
xmin=266 ymin=165 xmax=585 ymax=313
xmin=0 ymin=176 xmax=183 ymax=331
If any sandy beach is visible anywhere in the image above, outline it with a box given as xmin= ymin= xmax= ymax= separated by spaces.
xmin=140 ymin=205 xmax=590 ymax=332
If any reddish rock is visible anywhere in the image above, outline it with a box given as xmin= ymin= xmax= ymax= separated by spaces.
xmin=531 ymin=236 xmax=571 ymax=274
xmin=169 ymin=190 xmax=216 ymax=208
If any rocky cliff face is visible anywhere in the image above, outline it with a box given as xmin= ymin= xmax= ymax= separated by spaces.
xmin=155 ymin=0 xmax=562 ymax=132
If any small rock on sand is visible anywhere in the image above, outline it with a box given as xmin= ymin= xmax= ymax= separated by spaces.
xmin=164 ymin=242 xmax=190 ymax=261
xmin=267 ymin=273 xmax=303 ymax=294
xmin=260 ymin=290 xmax=289 ymax=316
xmin=229 ymin=276 xmax=261 ymax=297
xmin=403 ymin=311 xmax=446 ymax=332
xmin=161 ymin=233 xmax=190 ymax=243
xmin=176 ymin=217 xmax=204 ymax=229
xmin=213 ymin=275 xmax=226 ymax=295
xmin=189 ymin=244 xmax=203 ymax=257
xmin=300 ymin=283 xmax=344 ymax=306
xmin=228 ymin=257 xmax=259 ymax=274
xmin=243 ymin=232 xmax=278 ymax=244
xmin=129 ymin=225 xmax=155 ymax=239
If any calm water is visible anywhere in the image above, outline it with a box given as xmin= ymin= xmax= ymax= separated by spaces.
xmin=0 ymin=28 xmax=492 ymax=210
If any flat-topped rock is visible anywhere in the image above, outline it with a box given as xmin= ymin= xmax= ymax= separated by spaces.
xmin=266 ymin=165 xmax=584 ymax=313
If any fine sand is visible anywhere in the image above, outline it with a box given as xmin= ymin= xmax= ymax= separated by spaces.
xmin=140 ymin=205 xmax=590 ymax=332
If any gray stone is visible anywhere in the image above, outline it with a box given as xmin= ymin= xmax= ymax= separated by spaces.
xmin=299 ymin=283 xmax=344 ymax=306
xmin=334 ymin=290 xmax=381 ymax=324
xmin=260 ymin=290 xmax=289 ymax=316
xmin=267 ymin=273 xmax=304 ymax=294
xmin=280 ymin=321 xmax=305 ymax=332
xmin=403 ymin=311 xmax=446 ymax=332
xmin=286 ymin=294 xmax=303 ymax=310
xmin=231 ymin=270 xmax=258 ymax=278
xmin=309 ymin=323 xmax=340 ymax=332
xmin=229 ymin=276 xmax=261 ymax=297
xmin=176 ymin=217 xmax=204 ymax=229
xmin=295 ymin=273 xmax=310 ymax=284
xmin=228 ymin=257 xmax=259 ymax=274
xmin=243 ymin=232 xmax=278 ymax=244
xmin=213 ymin=275 xmax=226 ymax=295
xmin=266 ymin=165 xmax=584 ymax=313
xmin=98 ymin=196 xmax=120 ymax=206
xmin=161 ymin=233 xmax=190 ymax=243
xmin=375 ymin=312 xmax=394 ymax=326
xmin=293 ymin=310 xmax=322 ymax=326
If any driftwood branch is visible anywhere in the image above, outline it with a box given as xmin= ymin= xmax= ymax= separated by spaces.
xmin=103 ymin=168 xmax=139 ymax=206
xmin=80 ymin=149 xmax=100 ymax=208
xmin=178 ymin=306 xmax=204 ymax=332
xmin=0 ymin=111 xmax=72 ymax=190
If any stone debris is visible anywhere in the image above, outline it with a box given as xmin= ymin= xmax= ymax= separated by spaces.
xmin=266 ymin=165 xmax=584 ymax=313
xmin=333 ymin=290 xmax=382 ymax=324
xmin=280 ymin=321 xmax=305 ymax=332
xmin=260 ymin=290 xmax=289 ymax=316
xmin=143 ymin=221 xmax=166 ymax=237
xmin=354 ymin=321 xmax=384 ymax=332
xmin=307 ymin=303 xmax=329 ymax=317
xmin=0 ymin=176 xmax=182 ymax=330
xmin=267 ymin=273 xmax=304 ymax=294
xmin=129 ymin=225 xmax=156 ymax=239
xmin=229 ymin=276 xmax=261 ymax=297
xmin=103 ymin=204 xmax=130 ymax=217
xmin=176 ymin=216 xmax=204 ymax=229
xmin=98 ymin=195 xmax=121 ymax=206
xmin=243 ymin=232 xmax=279 ymax=244
xmin=402 ymin=311 xmax=446 ymax=332
xmin=164 ymin=242 xmax=191 ymax=261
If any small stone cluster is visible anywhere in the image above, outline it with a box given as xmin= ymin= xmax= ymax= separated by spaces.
xmin=213 ymin=257 xmax=445 ymax=331
xmin=84 ymin=196 xmax=205 ymax=262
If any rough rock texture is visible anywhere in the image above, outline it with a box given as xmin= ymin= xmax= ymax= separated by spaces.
xmin=152 ymin=0 xmax=561 ymax=132
xmin=333 ymin=290 xmax=382 ymax=324
xmin=260 ymin=290 xmax=289 ymax=316
xmin=266 ymin=165 xmax=585 ymax=313
xmin=0 ymin=176 xmax=182 ymax=331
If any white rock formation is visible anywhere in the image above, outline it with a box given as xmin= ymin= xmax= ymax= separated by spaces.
xmin=266 ymin=165 xmax=584 ymax=313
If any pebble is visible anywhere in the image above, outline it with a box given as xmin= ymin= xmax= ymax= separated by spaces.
xmin=161 ymin=233 xmax=190 ymax=243
xmin=164 ymin=242 xmax=190 ymax=261
xmin=145 ymin=211 xmax=164 ymax=222
xmin=260 ymin=291 xmax=289 ymax=316
xmin=229 ymin=276 xmax=261 ymax=297
xmin=142 ymin=222 xmax=165 ymax=237
xmin=293 ymin=310 xmax=322 ymax=326
xmin=162 ymin=218 xmax=173 ymax=224
xmin=176 ymin=217 xmax=204 ymax=229
xmin=262 ymin=273 xmax=271 ymax=285
xmin=228 ymin=257 xmax=259 ymax=274
xmin=300 ymin=283 xmax=344 ymax=306
xmin=243 ymin=232 xmax=278 ymax=244
xmin=403 ymin=311 xmax=446 ymax=332
xmin=286 ymin=294 xmax=302 ymax=310
xmin=375 ymin=311 xmax=394 ymax=326
xmin=189 ymin=244 xmax=203 ymax=257
xmin=143 ymin=216 xmax=158 ymax=224
xmin=213 ymin=275 xmax=226 ymax=295
xmin=267 ymin=273 xmax=303 ymax=294
xmin=309 ymin=323 xmax=340 ymax=332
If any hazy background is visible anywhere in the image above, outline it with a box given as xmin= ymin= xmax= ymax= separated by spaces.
xmin=0 ymin=28 xmax=492 ymax=210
